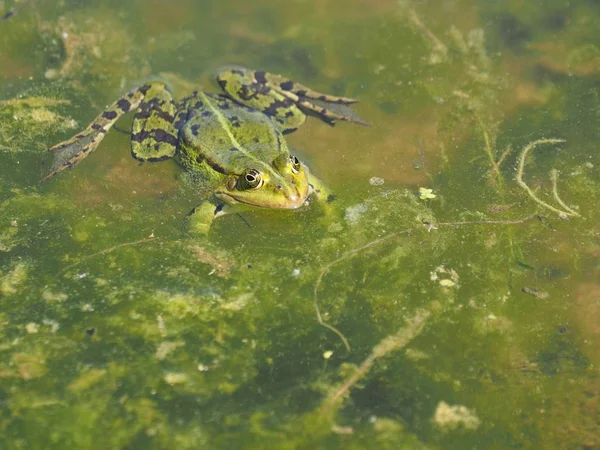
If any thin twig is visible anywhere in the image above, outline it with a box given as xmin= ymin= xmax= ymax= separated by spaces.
xmin=320 ymin=310 xmax=430 ymax=415
xmin=496 ymin=144 xmax=512 ymax=168
xmin=480 ymin=122 xmax=501 ymax=182
xmin=57 ymin=236 xmax=157 ymax=276
xmin=550 ymin=169 xmax=580 ymax=217
xmin=515 ymin=138 xmax=575 ymax=218
xmin=436 ymin=214 xmax=536 ymax=227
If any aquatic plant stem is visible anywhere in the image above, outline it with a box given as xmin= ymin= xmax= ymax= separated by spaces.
xmin=479 ymin=120 xmax=503 ymax=189
xmin=516 ymin=138 xmax=580 ymax=218
xmin=550 ymin=169 xmax=580 ymax=217
xmin=57 ymin=236 xmax=157 ymax=276
xmin=320 ymin=309 xmax=430 ymax=415
xmin=407 ymin=9 xmax=448 ymax=59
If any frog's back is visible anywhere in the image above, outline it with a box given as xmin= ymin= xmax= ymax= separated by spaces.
xmin=180 ymin=93 xmax=287 ymax=175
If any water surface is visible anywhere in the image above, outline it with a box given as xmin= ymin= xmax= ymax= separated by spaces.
xmin=1 ymin=0 xmax=599 ymax=448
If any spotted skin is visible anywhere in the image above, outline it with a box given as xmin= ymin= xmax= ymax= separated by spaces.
xmin=131 ymin=82 xmax=178 ymax=161
xmin=217 ymin=68 xmax=370 ymax=130
xmin=43 ymin=86 xmax=146 ymax=180
xmin=43 ymin=67 xmax=368 ymax=232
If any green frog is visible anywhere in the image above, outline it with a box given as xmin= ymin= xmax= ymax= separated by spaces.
xmin=44 ymin=67 xmax=367 ymax=233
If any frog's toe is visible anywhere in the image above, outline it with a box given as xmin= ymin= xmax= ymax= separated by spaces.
xmin=43 ymin=130 xmax=104 ymax=180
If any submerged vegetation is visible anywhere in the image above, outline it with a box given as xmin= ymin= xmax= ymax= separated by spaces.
xmin=0 ymin=0 xmax=599 ymax=448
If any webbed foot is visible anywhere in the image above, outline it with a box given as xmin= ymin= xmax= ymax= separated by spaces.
xmin=216 ymin=67 xmax=369 ymax=134
xmin=43 ymin=82 xmax=178 ymax=180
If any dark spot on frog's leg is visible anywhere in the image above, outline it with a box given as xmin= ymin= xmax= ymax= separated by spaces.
xmin=91 ymin=123 xmax=108 ymax=133
xmin=146 ymin=154 xmax=170 ymax=162
xmin=191 ymin=124 xmax=201 ymax=136
xmin=131 ymin=129 xmax=178 ymax=146
xmin=131 ymin=131 xmax=146 ymax=142
xmin=253 ymin=137 xmax=260 ymax=143
xmin=173 ymin=109 xmax=188 ymax=131
xmin=263 ymin=99 xmax=291 ymax=118
xmin=296 ymin=90 xmax=307 ymax=97
xmin=201 ymin=110 xmax=213 ymax=118
xmin=139 ymin=84 xmax=152 ymax=95
xmin=229 ymin=147 xmax=239 ymax=152
xmin=254 ymin=71 xmax=267 ymax=84
xmin=327 ymin=194 xmax=336 ymax=203
xmin=142 ymin=109 xmax=174 ymax=122
xmin=238 ymin=85 xmax=259 ymax=101
xmin=117 ymin=98 xmax=132 ymax=112
xmin=280 ymin=80 xmax=294 ymax=91
xmin=153 ymin=129 xmax=178 ymax=145
xmin=196 ymin=155 xmax=204 ymax=163
xmin=194 ymin=101 xmax=204 ymax=109
xmin=220 ymin=102 xmax=230 ymax=110
xmin=102 ymin=110 xmax=118 ymax=120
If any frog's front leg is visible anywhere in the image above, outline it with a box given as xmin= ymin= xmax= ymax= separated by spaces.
xmin=187 ymin=201 xmax=249 ymax=235
xmin=216 ymin=67 xmax=369 ymax=134
xmin=43 ymin=82 xmax=178 ymax=180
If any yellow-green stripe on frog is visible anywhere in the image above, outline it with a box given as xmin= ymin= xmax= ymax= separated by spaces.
xmin=43 ymin=67 xmax=368 ymax=234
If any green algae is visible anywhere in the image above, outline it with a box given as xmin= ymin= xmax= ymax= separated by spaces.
xmin=0 ymin=0 xmax=599 ymax=449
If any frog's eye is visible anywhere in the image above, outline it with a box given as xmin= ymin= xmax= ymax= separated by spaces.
xmin=241 ymin=169 xmax=263 ymax=190
xmin=290 ymin=155 xmax=301 ymax=174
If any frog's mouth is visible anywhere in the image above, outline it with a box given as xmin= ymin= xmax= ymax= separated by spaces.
xmin=215 ymin=184 xmax=310 ymax=210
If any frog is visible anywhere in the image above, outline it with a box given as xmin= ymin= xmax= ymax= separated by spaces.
xmin=43 ymin=67 xmax=368 ymax=233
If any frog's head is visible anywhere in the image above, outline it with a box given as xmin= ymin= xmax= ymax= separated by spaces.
xmin=215 ymin=154 xmax=310 ymax=209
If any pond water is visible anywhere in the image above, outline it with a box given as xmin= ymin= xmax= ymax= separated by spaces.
xmin=1 ymin=0 xmax=599 ymax=448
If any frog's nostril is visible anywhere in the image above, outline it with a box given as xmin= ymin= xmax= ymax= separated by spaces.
xmin=275 ymin=185 xmax=282 ymax=191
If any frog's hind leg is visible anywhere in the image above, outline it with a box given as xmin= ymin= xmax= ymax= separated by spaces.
xmin=43 ymin=82 xmax=177 ymax=180
xmin=216 ymin=67 xmax=369 ymax=133
xmin=130 ymin=82 xmax=178 ymax=162
xmin=43 ymin=86 xmax=146 ymax=180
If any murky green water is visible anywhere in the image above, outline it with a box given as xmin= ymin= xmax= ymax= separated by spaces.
xmin=1 ymin=0 xmax=599 ymax=448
